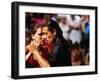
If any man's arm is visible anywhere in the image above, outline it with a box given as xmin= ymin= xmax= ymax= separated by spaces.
xmin=33 ymin=50 xmax=50 ymax=67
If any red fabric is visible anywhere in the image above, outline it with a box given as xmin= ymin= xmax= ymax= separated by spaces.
xmin=47 ymin=43 xmax=55 ymax=54
xmin=26 ymin=48 xmax=48 ymax=67
xmin=26 ymin=48 xmax=40 ymax=67
xmin=26 ymin=42 xmax=55 ymax=67
xmin=41 ymin=39 xmax=55 ymax=54
xmin=28 ymin=55 xmax=40 ymax=67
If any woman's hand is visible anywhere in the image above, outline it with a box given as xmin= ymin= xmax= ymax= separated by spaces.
xmin=28 ymin=41 xmax=35 ymax=53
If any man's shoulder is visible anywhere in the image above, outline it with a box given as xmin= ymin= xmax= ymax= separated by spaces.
xmin=57 ymin=38 xmax=68 ymax=45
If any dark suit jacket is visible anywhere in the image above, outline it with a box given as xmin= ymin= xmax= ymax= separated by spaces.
xmin=47 ymin=38 xmax=72 ymax=67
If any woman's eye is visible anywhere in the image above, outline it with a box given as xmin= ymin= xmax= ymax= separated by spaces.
xmin=38 ymin=33 xmax=43 ymax=36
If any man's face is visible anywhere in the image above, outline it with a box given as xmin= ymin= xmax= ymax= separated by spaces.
xmin=42 ymin=26 xmax=56 ymax=44
xmin=47 ymin=31 xmax=55 ymax=44
xmin=42 ymin=26 xmax=48 ymax=40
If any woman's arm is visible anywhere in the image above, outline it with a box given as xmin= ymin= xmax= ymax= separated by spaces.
xmin=28 ymin=43 xmax=50 ymax=67
xmin=25 ymin=51 xmax=32 ymax=61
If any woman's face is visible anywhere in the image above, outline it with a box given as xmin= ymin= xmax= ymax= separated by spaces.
xmin=32 ymin=27 xmax=42 ymax=42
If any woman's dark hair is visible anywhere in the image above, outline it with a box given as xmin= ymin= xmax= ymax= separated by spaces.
xmin=30 ymin=24 xmax=42 ymax=35
xmin=48 ymin=20 xmax=63 ymax=38
xmin=25 ymin=29 xmax=31 ymax=46
xmin=30 ymin=23 xmax=49 ymax=35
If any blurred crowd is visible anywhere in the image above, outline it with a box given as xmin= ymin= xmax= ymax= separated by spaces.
xmin=25 ymin=13 xmax=90 ymax=67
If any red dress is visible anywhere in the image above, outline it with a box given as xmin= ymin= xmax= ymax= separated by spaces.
xmin=25 ymin=46 xmax=48 ymax=68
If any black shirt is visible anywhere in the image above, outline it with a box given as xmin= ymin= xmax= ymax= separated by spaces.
xmin=47 ymin=38 xmax=72 ymax=67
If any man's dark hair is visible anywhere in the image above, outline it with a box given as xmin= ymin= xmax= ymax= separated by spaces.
xmin=48 ymin=20 xmax=63 ymax=38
